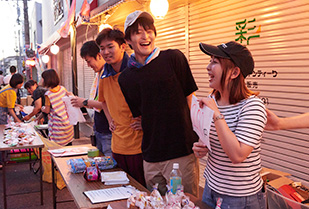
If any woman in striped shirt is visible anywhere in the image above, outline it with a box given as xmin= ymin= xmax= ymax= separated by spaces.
xmin=193 ymin=41 xmax=267 ymax=209
xmin=41 ymin=69 xmax=74 ymax=146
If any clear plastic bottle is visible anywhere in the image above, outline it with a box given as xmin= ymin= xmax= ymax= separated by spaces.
xmin=169 ymin=163 xmax=182 ymax=194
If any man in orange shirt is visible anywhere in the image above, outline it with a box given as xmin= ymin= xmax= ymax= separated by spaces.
xmin=95 ymin=28 xmax=145 ymax=186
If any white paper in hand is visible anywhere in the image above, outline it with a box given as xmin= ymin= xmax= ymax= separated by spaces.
xmin=190 ymin=95 xmax=213 ymax=151
xmin=62 ymin=96 xmax=86 ymax=125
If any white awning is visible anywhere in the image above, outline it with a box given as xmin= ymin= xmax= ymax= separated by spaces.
xmin=38 ymin=30 xmax=61 ymax=54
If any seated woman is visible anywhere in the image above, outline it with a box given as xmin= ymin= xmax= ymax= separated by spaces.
xmin=0 ymin=73 xmax=24 ymax=124
xmin=22 ymin=80 xmax=48 ymax=124
xmin=193 ymin=41 xmax=267 ymax=209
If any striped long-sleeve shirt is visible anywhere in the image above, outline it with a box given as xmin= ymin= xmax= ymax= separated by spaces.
xmin=46 ymin=86 xmax=73 ymax=146
xmin=204 ymin=95 xmax=266 ymax=197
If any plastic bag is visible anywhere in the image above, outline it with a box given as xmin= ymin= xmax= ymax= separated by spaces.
xmin=67 ymin=156 xmax=117 ymax=173
xmin=62 ymin=96 xmax=86 ymax=125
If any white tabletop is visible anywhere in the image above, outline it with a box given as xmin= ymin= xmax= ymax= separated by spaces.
xmin=0 ymin=123 xmax=44 ymax=151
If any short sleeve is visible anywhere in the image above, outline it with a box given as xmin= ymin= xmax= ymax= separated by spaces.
xmin=6 ymin=90 xmax=17 ymax=109
xmin=118 ymin=70 xmax=141 ymax=117
xmin=45 ymin=95 xmax=50 ymax=106
xmin=235 ymin=97 xmax=267 ymax=148
xmin=33 ymin=88 xmax=45 ymax=102
xmin=171 ymin=50 xmax=198 ymax=97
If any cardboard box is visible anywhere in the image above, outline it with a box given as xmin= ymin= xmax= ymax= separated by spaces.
xmin=20 ymin=97 xmax=27 ymax=106
xmin=261 ymin=167 xmax=292 ymax=188
xmin=262 ymin=167 xmax=309 ymax=208
xmin=26 ymin=95 xmax=33 ymax=106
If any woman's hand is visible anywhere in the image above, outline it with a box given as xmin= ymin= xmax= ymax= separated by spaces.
xmin=199 ymin=97 xmax=221 ymax=119
xmin=16 ymin=104 xmax=24 ymax=112
xmin=265 ymin=109 xmax=281 ymax=130
xmin=41 ymin=106 xmax=50 ymax=114
xmin=22 ymin=115 xmax=31 ymax=121
xmin=199 ymin=97 xmax=219 ymax=112
xmin=192 ymin=141 xmax=209 ymax=158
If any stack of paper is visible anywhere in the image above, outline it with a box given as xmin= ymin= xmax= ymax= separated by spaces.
xmin=101 ymin=171 xmax=129 ymax=185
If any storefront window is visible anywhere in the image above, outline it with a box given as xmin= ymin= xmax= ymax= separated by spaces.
xmin=53 ymin=0 xmax=64 ymax=24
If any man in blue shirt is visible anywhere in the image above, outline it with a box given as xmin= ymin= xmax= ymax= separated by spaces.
xmin=71 ymin=41 xmax=112 ymax=156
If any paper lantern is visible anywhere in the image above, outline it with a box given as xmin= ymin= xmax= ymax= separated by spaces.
xmin=150 ymin=0 xmax=169 ymax=19
xmin=99 ymin=23 xmax=112 ymax=32
xmin=42 ymin=55 xmax=50 ymax=63
xmin=50 ymin=44 xmax=59 ymax=55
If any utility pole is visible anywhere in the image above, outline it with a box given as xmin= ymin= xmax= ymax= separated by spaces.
xmin=23 ymin=0 xmax=30 ymax=46
xmin=71 ymin=18 xmax=79 ymax=139
xmin=16 ymin=0 xmax=22 ymax=73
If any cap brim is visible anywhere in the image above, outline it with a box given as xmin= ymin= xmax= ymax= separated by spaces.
xmin=199 ymin=43 xmax=230 ymax=59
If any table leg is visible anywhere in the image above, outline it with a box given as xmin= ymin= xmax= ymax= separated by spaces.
xmin=2 ymin=151 xmax=7 ymax=209
xmin=29 ymin=149 xmax=31 ymax=170
xmin=39 ymin=148 xmax=43 ymax=205
xmin=52 ymin=157 xmax=57 ymax=209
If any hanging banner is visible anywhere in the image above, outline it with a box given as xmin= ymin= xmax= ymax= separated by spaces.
xmin=57 ymin=0 xmax=76 ymax=38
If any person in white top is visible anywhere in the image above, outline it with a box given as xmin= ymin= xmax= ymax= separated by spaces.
xmin=192 ymin=41 xmax=267 ymax=209
xmin=3 ymin=66 xmax=17 ymax=85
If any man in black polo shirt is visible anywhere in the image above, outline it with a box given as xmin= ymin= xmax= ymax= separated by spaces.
xmin=118 ymin=11 xmax=199 ymax=196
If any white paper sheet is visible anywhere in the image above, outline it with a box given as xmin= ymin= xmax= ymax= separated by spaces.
xmin=84 ymin=187 xmax=133 ymax=204
xmin=190 ymin=95 xmax=213 ymax=151
xmin=48 ymin=146 xmax=89 ymax=157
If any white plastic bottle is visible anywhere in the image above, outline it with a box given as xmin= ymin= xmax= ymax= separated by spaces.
xmin=169 ymin=163 xmax=182 ymax=194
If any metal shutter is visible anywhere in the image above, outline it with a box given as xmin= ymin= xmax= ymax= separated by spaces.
xmin=189 ymin=0 xmax=309 ymax=182
xmin=76 ymin=25 xmax=98 ymax=99
xmin=61 ymin=46 xmax=73 ymax=92
xmin=92 ymin=0 xmax=308 ymax=183
xmin=155 ymin=1 xmax=187 ymax=56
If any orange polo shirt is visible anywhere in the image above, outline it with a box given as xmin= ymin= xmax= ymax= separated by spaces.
xmin=0 ymin=85 xmax=17 ymax=109
xmin=98 ymin=73 xmax=143 ymax=155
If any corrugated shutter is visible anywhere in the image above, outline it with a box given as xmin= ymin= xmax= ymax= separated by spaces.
xmin=76 ymin=40 xmax=85 ymax=97
xmin=76 ymin=26 xmax=98 ymax=99
xmin=189 ymin=0 xmax=309 ymax=182
xmin=155 ymin=1 xmax=187 ymax=56
xmin=61 ymin=47 xmax=72 ymax=92
xmin=91 ymin=0 xmax=308 ymax=183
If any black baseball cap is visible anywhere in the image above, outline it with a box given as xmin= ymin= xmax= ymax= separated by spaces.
xmin=199 ymin=41 xmax=254 ymax=78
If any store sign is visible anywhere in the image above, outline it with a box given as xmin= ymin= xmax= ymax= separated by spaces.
xmin=235 ymin=18 xmax=261 ymax=45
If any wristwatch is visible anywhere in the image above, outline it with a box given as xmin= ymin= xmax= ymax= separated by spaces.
xmin=213 ymin=113 xmax=225 ymax=122
xmin=82 ymin=99 xmax=88 ymax=107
